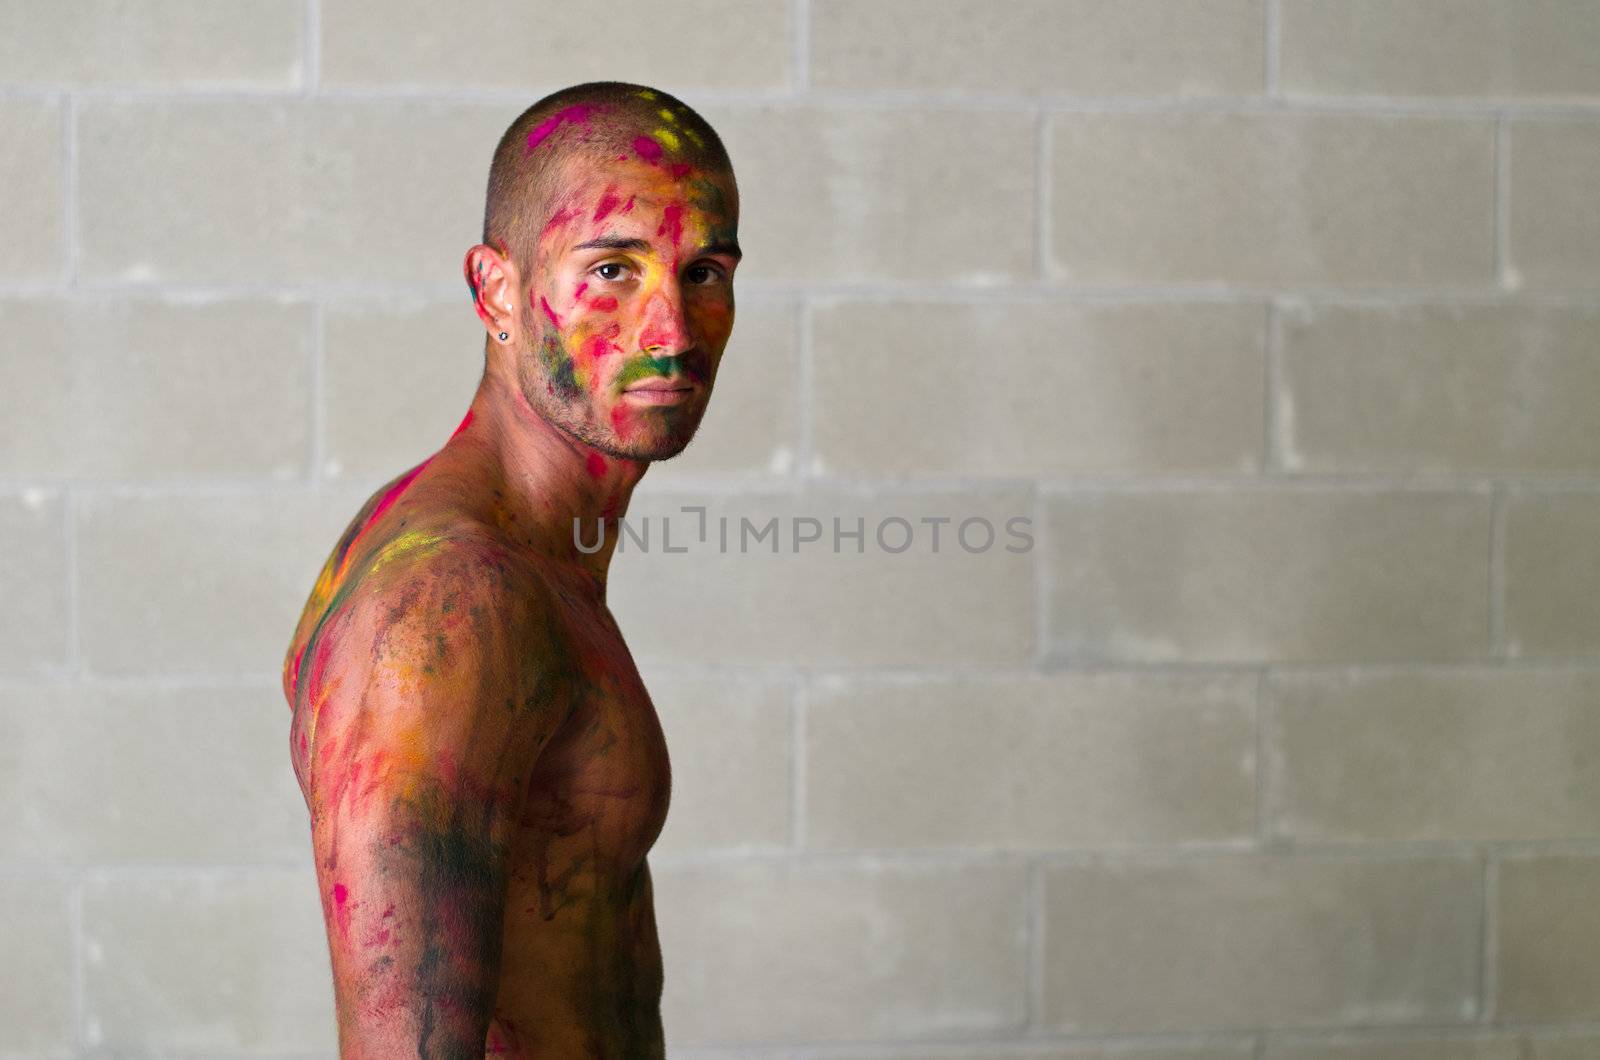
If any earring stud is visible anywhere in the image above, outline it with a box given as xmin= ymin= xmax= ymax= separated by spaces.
xmin=497 ymin=331 xmax=510 ymax=341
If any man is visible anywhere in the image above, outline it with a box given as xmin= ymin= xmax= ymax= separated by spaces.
xmin=281 ymin=80 xmax=740 ymax=1057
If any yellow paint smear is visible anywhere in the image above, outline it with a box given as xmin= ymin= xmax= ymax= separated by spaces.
xmin=653 ymin=127 xmax=680 ymax=151
xmin=367 ymin=529 xmax=448 ymax=576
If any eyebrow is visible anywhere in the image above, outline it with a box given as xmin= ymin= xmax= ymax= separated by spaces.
xmin=571 ymin=235 xmax=743 ymax=261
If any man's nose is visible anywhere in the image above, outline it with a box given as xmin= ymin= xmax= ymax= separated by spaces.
xmin=637 ymin=279 xmax=692 ymax=357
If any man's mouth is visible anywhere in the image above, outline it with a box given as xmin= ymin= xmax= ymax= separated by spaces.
xmin=621 ymin=377 xmax=698 ymax=405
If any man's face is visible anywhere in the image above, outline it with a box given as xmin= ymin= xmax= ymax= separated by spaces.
xmin=516 ymin=155 xmax=740 ymax=462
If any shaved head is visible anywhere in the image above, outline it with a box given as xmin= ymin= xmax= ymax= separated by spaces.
xmin=482 ymin=81 xmax=735 ymax=275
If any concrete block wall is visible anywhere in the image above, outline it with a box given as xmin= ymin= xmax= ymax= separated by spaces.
xmin=1 ymin=1 xmax=1598 ymax=1056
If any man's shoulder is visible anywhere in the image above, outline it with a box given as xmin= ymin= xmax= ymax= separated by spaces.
xmin=346 ymin=515 xmax=557 ymax=637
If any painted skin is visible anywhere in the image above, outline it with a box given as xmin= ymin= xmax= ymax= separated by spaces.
xmin=282 ymin=121 xmax=739 ymax=1057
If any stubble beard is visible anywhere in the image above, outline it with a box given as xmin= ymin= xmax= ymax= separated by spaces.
xmin=515 ymin=334 xmax=710 ymax=463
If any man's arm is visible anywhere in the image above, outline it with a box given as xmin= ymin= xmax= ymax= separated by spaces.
xmin=305 ymin=543 xmax=565 ymax=1058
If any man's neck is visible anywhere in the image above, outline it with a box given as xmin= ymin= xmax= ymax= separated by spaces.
xmin=458 ymin=367 xmax=647 ymax=591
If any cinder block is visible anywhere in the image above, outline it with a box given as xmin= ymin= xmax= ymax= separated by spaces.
xmin=811 ymin=299 xmax=1265 ymax=475
xmin=0 ymin=682 xmax=308 ymax=864
xmin=703 ymin=105 xmax=1034 ymax=285
xmin=0 ymin=297 xmax=310 ymax=479
xmin=1044 ymin=489 xmax=1491 ymax=664
xmin=1048 ymin=113 xmax=1495 ymax=286
xmin=0 ymin=490 xmax=69 ymax=676
xmin=0 ymin=0 xmax=302 ymax=88
xmin=322 ymin=0 xmax=791 ymax=91
xmin=82 ymin=869 xmax=337 ymax=1053
xmin=323 ymin=299 xmax=484 ymax=482
xmin=0 ymin=98 xmax=63 ymax=281
xmin=647 ymin=676 xmax=791 ymax=854
xmin=1279 ymin=302 xmax=1600 ymax=473
xmin=646 ymin=299 xmax=800 ymax=480
xmin=1280 ymin=0 xmax=1600 ymax=101
xmin=1043 ymin=854 xmax=1482 ymax=1031
xmin=1495 ymin=854 xmax=1600 ymax=1020
xmin=1267 ymin=668 xmax=1600 ymax=842
xmin=806 ymin=673 xmax=1256 ymax=848
xmin=813 ymin=1047 xmax=1253 ymax=1060
xmin=1263 ymin=1037 xmax=1521 ymax=1060
xmin=77 ymin=490 xmax=366 ymax=676
xmin=0 ymin=875 xmax=73 ymax=1054
xmin=1503 ymin=492 xmax=1600 ymax=657
xmin=654 ymin=861 xmax=1026 ymax=1043
xmin=608 ymin=489 xmax=1035 ymax=668
xmin=1507 ymin=121 xmax=1600 ymax=290
xmin=811 ymin=0 xmax=1263 ymax=95
xmin=1529 ymin=1036 xmax=1600 ymax=1060
xmin=78 ymin=99 xmax=513 ymax=287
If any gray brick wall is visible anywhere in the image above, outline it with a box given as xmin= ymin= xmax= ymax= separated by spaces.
xmin=1 ymin=1 xmax=1598 ymax=1056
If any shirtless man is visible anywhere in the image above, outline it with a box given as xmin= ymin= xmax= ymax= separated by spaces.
xmin=280 ymin=81 xmax=740 ymax=1057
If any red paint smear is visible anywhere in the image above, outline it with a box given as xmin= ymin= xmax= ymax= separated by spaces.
xmin=669 ymin=162 xmax=693 ymax=180
xmin=448 ymin=409 xmax=475 ymax=440
xmin=581 ymin=332 xmax=612 ymax=362
xmin=573 ymin=281 xmax=588 ymax=300
xmin=632 ymin=135 xmax=663 ymax=162
xmin=590 ymin=295 xmax=618 ymax=312
xmin=657 ymin=203 xmax=685 ymax=247
xmin=332 ymin=883 xmax=352 ymax=938
xmin=367 ymin=462 xmax=427 ymax=528
xmin=615 ymin=153 xmax=628 ymax=161
xmin=540 ymin=203 xmax=579 ymax=240
xmin=539 ymin=295 xmax=562 ymax=327
xmin=622 ymin=195 xmax=635 ymax=213
xmin=287 ymin=642 xmax=306 ymax=698
xmin=592 ymin=192 xmax=622 ymax=222
xmin=585 ymin=453 xmax=607 ymax=478
xmin=525 ymin=103 xmax=598 ymax=155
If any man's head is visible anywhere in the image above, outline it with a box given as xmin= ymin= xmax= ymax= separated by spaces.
xmin=465 ymin=82 xmax=740 ymax=463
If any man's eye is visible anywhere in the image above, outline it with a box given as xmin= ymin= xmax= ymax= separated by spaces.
xmin=594 ymin=262 xmax=629 ymax=280
xmin=686 ymin=263 xmax=725 ymax=285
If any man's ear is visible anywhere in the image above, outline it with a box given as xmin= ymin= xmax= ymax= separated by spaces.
xmin=462 ymin=242 xmax=522 ymax=343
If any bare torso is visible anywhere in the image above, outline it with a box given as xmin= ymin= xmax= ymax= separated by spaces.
xmin=283 ymin=444 xmax=671 ymax=1058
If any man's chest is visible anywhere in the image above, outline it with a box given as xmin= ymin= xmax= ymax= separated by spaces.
xmin=502 ymin=603 xmax=672 ymax=920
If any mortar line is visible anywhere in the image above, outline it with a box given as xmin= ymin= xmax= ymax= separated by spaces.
xmin=13 ymin=657 xmax=1600 ymax=694
xmin=9 ymin=469 xmax=1596 ymax=498
xmin=9 ymin=278 xmax=1600 ymax=306
xmin=14 ymin=83 xmax=1600 ymax=118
